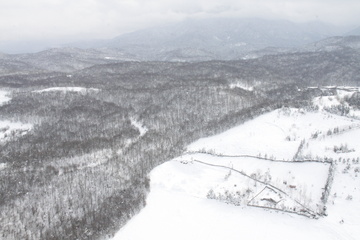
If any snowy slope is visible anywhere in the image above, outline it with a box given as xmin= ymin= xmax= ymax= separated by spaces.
xmin=130 ymin=117 xmax=148 ymax=137
xmin=175 ymin=153 xmax=330 ymax=213
xmin=0 ymin=120 xmax=32 ymax=142
xmin=113 ymin=88 xmax=360 ymax=240
xmin=187 ymin=107 xmax=358 ymax=161
xmin=0 ymin=90 xmax=32 ymax=170
xmin=33 ymin=87 xmax=100 ymax=93
xmin=0 ymin=90 xmax=10 ymax=105
xmin=0 ymin=90 xmax=32 ymax=142
xmin=114 ymin=159 xmax=358 ymax=240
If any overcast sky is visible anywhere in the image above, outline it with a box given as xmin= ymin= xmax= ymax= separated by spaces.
xmin=0 ymin=0 xmax=359 ymax=43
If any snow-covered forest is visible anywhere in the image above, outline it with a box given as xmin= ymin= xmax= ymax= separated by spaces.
xmin=1 ymin=23 xmax=360 ymax=239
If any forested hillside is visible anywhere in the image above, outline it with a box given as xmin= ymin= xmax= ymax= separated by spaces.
xmin=0 ymin=47 xmax=359 ymax=239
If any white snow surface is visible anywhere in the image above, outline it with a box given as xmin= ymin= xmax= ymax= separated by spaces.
xmin=187 ymin=108 xmax=358 ymax=161
xmin=313 ymin=95 xmax=344 ymax=110
xmin=303 ymin=127 xmax=360 ymax=160
xmin=311 ymin=87 xmax=359 ymax=114
xmin=229 ymin=82 xmax=254 ymax=91
xmin=114 ymin=87 xmax=360 ymax=240
xmin=0 ymin=120 xmax=32 ymax=141
xmin=0 ymin=90 xmax=32 ymax=141
xmin=114 ymin=104 xmax=360 ymax=240
xmin=114 ymin=159 xmax=359 ymax=240
xmin=130 ymin=117 xmax=148 ymax=137
xmin=33 ymin=87 xmax=100 ymax=93
xmin=0 ymin=163 xmax=6 ymax=171
xmin=0 ymin=90 xmax=11 ymax=105
xmin=0 ymin=90 xmax=32 ymax=142
xmin=175 ymin=153 xmax=329 ymax=211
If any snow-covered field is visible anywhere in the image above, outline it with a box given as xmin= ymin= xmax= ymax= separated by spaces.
xmin=113 ymin=87 xmax=360 ymax=240
xmin=112 ymin=87 xmax=360 ymax=239
xmin=0 ymin=120 xmax=32 ymax=142
xmin=0 ymin=90 xmax=11 ymax=105
xmin=229 ymin=82 xmax=254 ymax=91
xmin=33 ymin=87 xmax=100 ymax=93
xmin=175 ymin=153 xmax=330 ymax=214
xmin=0 ymin=90 xmax=32 ymax=142
xmin=187 ymin=107 xmax=358 ymax=161
xmin=114 ymin=160 xmax=358 ymax=240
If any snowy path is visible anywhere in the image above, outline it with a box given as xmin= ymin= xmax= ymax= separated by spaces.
xmin=130 ymin=117 xmax=148 ymax=137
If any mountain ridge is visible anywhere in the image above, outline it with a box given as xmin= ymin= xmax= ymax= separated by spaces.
xmin=83 ymin=18 xmax=349 ymax=61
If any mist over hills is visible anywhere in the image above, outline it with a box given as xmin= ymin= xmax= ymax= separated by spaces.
xmin=1 ymin=36 xmax=359 ymax=79
xmin=0 ymin=17 xmax=359 ymax=73
xmin=69 ymin=18 xmax=350 ymax=61
xmin=0 ymin=17 xmax=356 ymax=58
xmin=345 ymin=26 xmax=360 ymax=36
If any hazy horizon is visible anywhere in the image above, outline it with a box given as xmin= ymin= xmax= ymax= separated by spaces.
xmin=1 ymin=0 xmax=360 ymax=54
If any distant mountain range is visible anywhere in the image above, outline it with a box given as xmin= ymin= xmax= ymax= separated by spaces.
xmin=1 ymin=18 xmax=358 ymax=58
xmin=67 ymin=18 xmax=352 ymax=61
xmin=299 ymin=35 xmax=360 ymax=52
xmin=346 ymin=26 xmax=360 ymax=36
xmin=0 ymin=18 xmax=360 ymax=73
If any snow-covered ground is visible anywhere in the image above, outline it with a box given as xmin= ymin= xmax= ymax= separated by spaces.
xmin=187 ymin=108 xmax=358 ymax=161
xmin=0 ymin=120 xmax=32 ymax=142
xmin=0 ymin=90 xmax=11 ymax=105
xmin=0 ymin=162 xmax=6 ymax=171
xmin=229 ymin=82 xmax=254 ymax=91
xmin=130 ymin=117 xmax=148 ymax=137
xmin=114 ymin=160 xmax=359 ymax=240
xmin=175 ymin=153 xmax=330 ymax=213
xmin=302 ymin=128 xmax=360 ymax=160
xmin=0 ymin=90 xmax=33 ymax=170
xmin=0 ymin=90 xmax=32 ymax=142
xmin=33 ymin=87 xmax=100 ymax=93
xmin=112 ymin=87 xmax=360 ymax=239
xmin=118 ymin=118 xmax=148 ymax=154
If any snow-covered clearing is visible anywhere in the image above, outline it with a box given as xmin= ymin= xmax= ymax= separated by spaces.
xmin=118 ymin=118 xmax=148 ymax=155
xmin=0 ymin=120 xmax=32 ymax=142
xmin=0 ymin=163 xmax=6 ymax=171
xmin=312 ymin=86 xmax=360 ymax=117
xmin=302 ymin=128 xmax=360 ymax=160
xmin=0 ymin=90 xmax=11 ymax=105
xmin=0 ymin=90 xmax=33 ymax=170
xmin=113 ymin=87 xmax=360 ymax=239
xmin=229 ymin=82 xmax=254 ymax=91
xmin=46 ymin=149 xmax=113 ymax=174
xmin=130 ymin=117 xmax=148 ymax=137
xmin=33 ymin=87 xmax=100 ymax=93
xmin=0 ymin=91 xmax=32 ymax=142
xmin=176 ymin=153 xmax=330 ymax=214
xmin=114 ymin=159 xmax=358 ymax=240
xmin=187 ymin=107 xmax=358 ymax=161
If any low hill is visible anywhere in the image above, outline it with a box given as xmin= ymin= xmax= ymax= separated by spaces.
xmin=299 ymin=36 xmax=360 ymax=52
